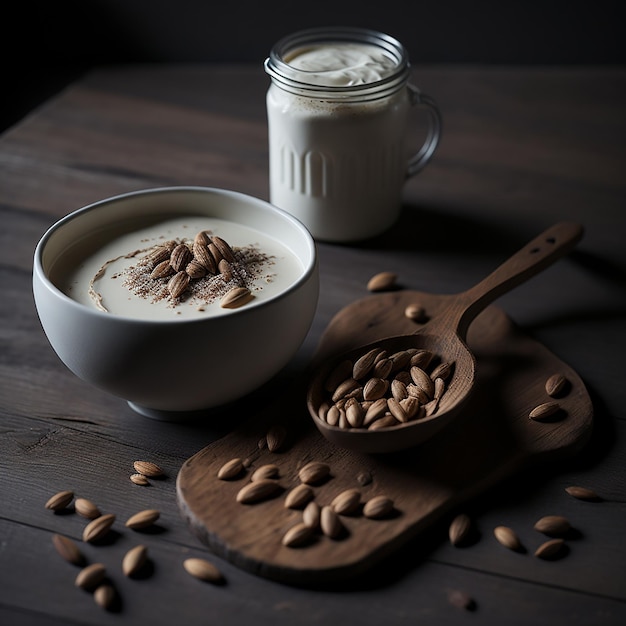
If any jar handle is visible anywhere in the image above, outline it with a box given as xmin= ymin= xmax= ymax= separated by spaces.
xmin=406 ymin=84 xmax=442 ymax=178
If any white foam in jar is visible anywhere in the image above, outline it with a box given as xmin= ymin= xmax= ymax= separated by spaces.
xmin=264 ymin=28 xmax=441 ymax=243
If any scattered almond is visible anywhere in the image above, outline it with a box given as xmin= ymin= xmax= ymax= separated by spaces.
xmin=404 ymin=303 xmax=427 ymax=322
xmin=331 ymin=489 xmax=361 ymax=516
xmin=449 ymin=513 xmax=472 ymax=546
xmin=363 ymin=495 xmax=394 ymax=519
xmin=284 ymin=484 xmax=315 ymax=509
xmin=251 ymin=464 xmax=279 ymax=481
xmin=533 ymin=515 xmax=571 ymax=536
xmin=545 ymin=373 xmax=569 ymax=397
xmin=266 ymin=424 xmax=287 ymax=452
xmin=529 ymin=401 xmax=561 ymax=421
xmin=94 ymin=584 xmax=116 ymax=610
xmin=75 ymin=563 xmax=107 ymax=589
xmin=45 ymin=490 xmax=74 ymax=511
xmin=52 ymin=534 xmax=85 ymax=565
xmin=298 ymin=461 xmax=331 ymax=485
xmin=217 ymin=458 xmax=244 ymax=480
xmin=565 ymin=485 xmax=601 ymax=501
xmin=125 ymin=509 xmax=160 ymax=530
xmin=83 ymin=514 xmax=116 ymax=543
xmin=74 ymin=498 xmax=101 ymax=520
xmin=183 ymin=557 xmax=224 ymax=583
xmin=122 ymin=544 xmax=148 ymax=577
xmin=302 ymin=501 xmax=322 ymax=529
xmin=282 ymin=522 xmax=315 ymax=548
xmin=367 ymin=271 xmax=397 ymax=292
xmin=133 ymin=461 xmax=164 ymax=478
xmin=535 ymin=538 xmax=565 ymax=559
xmin=320 ymin=505 xmax=344 ymax=538
xmin=236 ymin=479 xmax=282 ymax=504
xmin=129 ymin=473 xmax=150 ymax=486
xmin=493 ymin=526 xmax=522 ymax=551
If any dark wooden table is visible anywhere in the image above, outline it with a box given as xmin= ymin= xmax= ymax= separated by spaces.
xmin=1 ymin=64 xmax=625 ymax=625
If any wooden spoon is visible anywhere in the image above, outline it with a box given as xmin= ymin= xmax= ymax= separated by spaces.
xmin=307 ymin=222 xmax=584 ymax=454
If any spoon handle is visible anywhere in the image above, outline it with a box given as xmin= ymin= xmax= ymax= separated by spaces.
xmin=446 ymin=221 xmax=584 ymax=341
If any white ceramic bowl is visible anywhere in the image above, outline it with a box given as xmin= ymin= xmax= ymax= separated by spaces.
xmin=33 ymin=186 xmax=319 ymax=419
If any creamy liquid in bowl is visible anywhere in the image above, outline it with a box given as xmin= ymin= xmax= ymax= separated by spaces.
xmin=55 ymin=217 xmax=304 ymax=321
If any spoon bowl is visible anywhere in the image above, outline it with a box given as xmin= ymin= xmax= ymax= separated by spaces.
xmin=307 ymin=222 xmax=584 ymax=453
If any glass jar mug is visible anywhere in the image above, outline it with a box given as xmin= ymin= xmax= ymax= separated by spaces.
xmin=264 ymin=27 xmax=442 ymax=243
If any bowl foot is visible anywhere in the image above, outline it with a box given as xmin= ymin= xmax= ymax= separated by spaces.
xmin=127 ymin=401 xmax=211 ymax=421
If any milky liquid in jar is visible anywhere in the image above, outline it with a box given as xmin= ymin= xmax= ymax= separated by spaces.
xmin=55 ymin=217 xmax=304 ymax=321
xmin=265 ymin=28 xmax=441 ymax=242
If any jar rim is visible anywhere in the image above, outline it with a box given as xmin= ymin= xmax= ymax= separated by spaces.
xmin=264 ymin=27 xmax=411 ymax=101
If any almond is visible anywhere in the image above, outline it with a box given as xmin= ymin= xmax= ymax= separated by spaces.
xmin=410 ymin=349 xmax=435 ymax=369
xmin=212 ymin=236 xmax=236 ymax=263
xmin=331 ymin=489 xmax=361 ymax=515
xmin=387 ymin=397 xmax=409 ymax=423
xmin=74 ymin=498 xmax=101 ymax=520
xmin=45 ymin=490 xmax=74 ymax=511
xmin=362 ymin=377 xmax=388 ymax=402
xmin=193 ymin=242 xmax=217 ymax=273
xmin=529 ymin=401 xmax=561 ymax=421
xmin=208 ymin=242 xmax=223 ymax=265
xmin=167 ymin=271 xmax=190 ymax=299
xmin=284 ymin=484 xmax=314 ymax=509
xmin=366 ymin=271 xmax=397 ymax=292
xmin=345 ymin=398 xmax=364 ymax=428
xmin=533 ymin=515 xmax=571 ymax=536
xmin=332 ymin=377 xmax=361 ymax=402
xmin=266 ymin=424 xmax=287 ymax=452
xmin=218 ymin=258 xmax=233 ymax=281
xmin=352 ymin=348 xmax=381 ymax=380
xmin=125 ymin=509 xmax=160 ymax=530
xmin=320 ymin=505 xmax=343 ymax=538
xmin=122 ymin=544 xmax=148 ymax=577
xmin=52 ymin=534 xmax=85 ymax=565
xmin=565 ymin=485 xmax=601 ymax=501
xmin=183 ymin=557 xmax=224 ymax=583
xmin=372 ymin=357 xmax=393 ymax=379
xmin=282 ymin=522 xmax=315 ymax=548
xmin=363 ymin=398 xmax=388 ymax=426
xmin=220 ymin=286 xmax=253 ymax=309
xmin=251 ymin=464 xmax=279 ymax=481
xmin=449 ymin=513 xmax=472 ymax=546
xmin=194 ymin=231 xmax=211 ymax=246
xmin=410 ymin=366 xmax=434 ymax=398
xmin=545 ymin=373 xmax=569 ymax=397
xmin=169 ymin=243 xmax=192 ymax=272
xmin=217 ymin=458 xmax=244 ymax=480
xmin=150 ymin=259 xmax=174 ymax=279
xmin=75 ymin=563 xmax=106 ymax=589
xmin=302 ymin=501 xmax=321 ymax=529
xmin=298 ymin=461 xmax=331 ymax=485
xmin=83 ymin=514 xmax=116 ymax=543
xmin=236 ymin=479 xmax=282 ymax=504
xmin=145 ymin=245 xmax=171 ymax=267
xmin=133 ymin=461 xmax=164 ymax=477
xmin=368 ymin=414 xmax=399 ymax=430
xmin=404 ymin=303 xmax=427 ymax=322
xmin=94 ymin=584 xmax=116 ymax=610
xmin=430 ymin=361 xmax=453 ymax=382
xmin=363 ymin=495 xmax=394 ymax=519
xmin=535 ymin=538 xmax=565 ymax=559
xmin=493 ymin=526 xmax=522 ymax=551
xmin=185 ymin=260 xmax=207 ymax=279
xmin=130 ymin=473 xmax=150 ymax=486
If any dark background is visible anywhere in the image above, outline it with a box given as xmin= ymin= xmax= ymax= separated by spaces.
xmin=2 ymin=0 xmax=624 ymax=133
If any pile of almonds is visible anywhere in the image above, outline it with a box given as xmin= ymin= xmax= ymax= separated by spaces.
xmin=130 ymin=230 xmax=255 ymax=308
xmin=317 ymin=346 xmax=454 ymax=431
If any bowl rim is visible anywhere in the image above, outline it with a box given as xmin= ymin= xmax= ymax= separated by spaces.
xmin=33 ymin=185 xmax=319 ymax=326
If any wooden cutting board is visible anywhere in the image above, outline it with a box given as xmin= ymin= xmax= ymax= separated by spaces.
xmin=176 ymin=290 xmax=593 ymax=585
